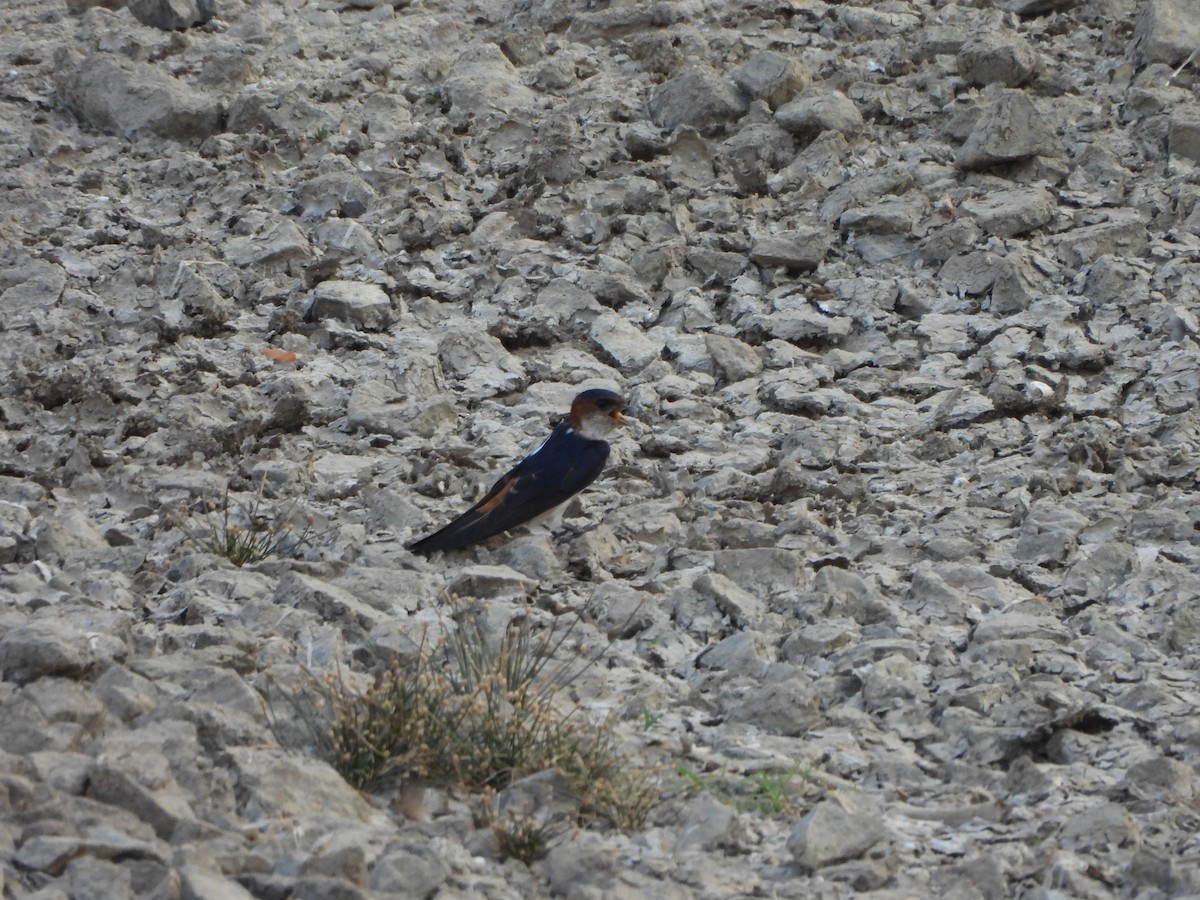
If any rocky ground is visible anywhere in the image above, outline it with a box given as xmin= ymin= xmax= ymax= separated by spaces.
xmin=2 ymin=0 xmax=1200 ymax=896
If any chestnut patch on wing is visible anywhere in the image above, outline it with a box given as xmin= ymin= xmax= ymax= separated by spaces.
xmin=476 ymin=474 xmax=518 ymax=514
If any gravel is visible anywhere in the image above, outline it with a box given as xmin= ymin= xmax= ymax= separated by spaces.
xmin=2 ymin=0 xmax=1200 ymax=897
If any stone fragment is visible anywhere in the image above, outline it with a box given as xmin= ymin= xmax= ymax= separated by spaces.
xmin=226 ymin=747 xmax=384 ymax=823
xmin=0 ymin=620 xmax=96 ymax=685
xmin=225 ymin=219 xmax=311 ymax=269
xmin=956 ymin=90 xmax=1057 ymax=170
xmin=722 ymin=121 xmax=796 ymax=194
xmin=961 ymin=186 xmax=1055 ymax=237
xmin=587 ymin=582 xmax=656 ymax=638
xmin=730 ymin=51 xmax=811 ymax=108
xmin=704 ymin=333 xmax=763 ymax=382
xmin=443 ymin=45 xmax=537 ymax=125
xmin=788 ymin=792 xmax=888 ymax=870
xmin=749 ymin=228 xmax=831 ymax=271
xmin=297 ymin=171 xmax=379 ymax=219
xmin=712 ymin=548 xmax=804 ymax=598
xmin=695 ymin=630 xmax=773 ymax=674
xmin=368 ymin=843 xmax=450 ymax=897
xmin=694 ymin=572 xmax=767 ymax=629
xmin=273 ymin=572 xmax=386 ymax=638
xmin=446 ymin=565 xmax=536 ymax=599
xmin=649 ymin=67 xmax=748 ymax=132
xmin=589 ymin=310 xmax=663 ymax=371
xmin=57 ymin=53 xmax=222 ymax=140
xmin=1133 ymin=0 xmax=1200 ymax=66
xmin=179 ymin=865 xmax=259 ymax=900
xmin=438 ymin=328 xmax=524 ymax=395
xmin=958 ymin=34 xmax=1041 ymax=86
xmin=1053 ymin=212 xmax=1148 ymax=268
xmin=308 ymin=281 xmax=396 ymax=331
xmin=838 ymin=194 xmax=928 ymax=235
xmin=1058 ymin=802 xmax=1140 ymax=851
xmin=15 ymin=830 xmax=169 ymax=876
xmin=1168 ymin=106 xmax=1200 ymax=165
xmin=673 ymin=793 xmax=737 ymax=852
xmin=130 ymin=0 xmax=216 ymax=30
xmin=805 ymin=567 xmax=893 ymax=626
xmin=776 ymin=91 xmax=863 ymax=138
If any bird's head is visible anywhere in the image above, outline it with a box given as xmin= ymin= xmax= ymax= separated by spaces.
xmin=569 ymin=388 xmax=626 ymax=439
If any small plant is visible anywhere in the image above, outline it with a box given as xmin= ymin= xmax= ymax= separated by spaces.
xmin=313 ymin=125 xmax=331 ymax=142
xmin=380 ymin=64 xmax=393 ymax=84
xmin=189 ymin=477 xmax=318 ymax=567
xmin=674 ymin=762 xmax=813 ymax=819
xmin=303 ymin=607 xmax=659 ymax=832
xmin=640 ymin=706 xmax=661 ymax=731
xmin=484 ymin=807 xmax=558 ymax=864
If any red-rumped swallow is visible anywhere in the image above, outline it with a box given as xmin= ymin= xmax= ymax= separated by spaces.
xmin=407 ymin=389 xmax=626 ymax=555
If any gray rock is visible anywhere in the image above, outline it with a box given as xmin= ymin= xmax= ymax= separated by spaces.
xmin=748 ymin=228 xmax=831 ymax=271
xmin=589 ymin=310 xmax=663 ymax=371
xmin=179 ymin=865 xmax=258 ymax=900
xmin=56 ymin=53 xmax=222 ymax=140
xmin=443 ymin=44 xmax=537 ymax=125
xmin=1058 ymin=802 xmax=1140 ymax=852
xmin=65 ymin=854 xmax=134 ymax=900
xmin=587 ymin=581 xmax=656 ymax=639
xmin=673 ymin=793 xmax=737 ymax=853
xmin=838 ymin=193 xmax=928 ymax=235
xmin=308 ymin=281 xmax=396 ymax=331
xmin=649 ymin=67 xmax=748 ymax=132
xmin=712 ymin=548 xmax=804 ymax=599
xmin=776 ymin=90 xmax=863 ymax=139
xmin=438 ymin=328 xmax=524 ymax=395
xmin=297 ymin=171 xmax=379 ymax=219
xmin=1168 ymin=105 xmax=1200 ymax=165
xmin=0 ymin=619 xmax=97 ymax=685
xmin=788 ymin=792 xmax=888 ymax=870
xmin=129 ymin=0 xmax=216 ymax=30
xmin=1053 ymin=212 xmax=1148 ymax=268
xmin=367 ymin=842 xmax=450 ymax=898
xmin=961 ymin=186 xmax=1056 ymax=237
xmin=958 ymin=33 xmax=1042 ymax=87
xmin=956 ymin=90 xmax=1057 ymax=170
xmin=804 ymin=567 xmax=893 ymax=626
xmin=1133 ymin=0 xmax=1200 ymax=66
xmin=225 ymin=747 xmax=385 ymax=823
xmin=446 ymin=564 xmax=536 ymax=598
xmin=704 ymin=333 xmax=763 ymax=383
xmin=15 ymin=830 xmax=169 ymax=876
xmin=730 ymin=51 xmax=812 ymax=109
xmin=225 ymin=218 xmax=312 ymax=270
xmin=694 ymin=572 xmax=767 ymax=629
xmin=695 ymin=630 xmax=773 ymax=674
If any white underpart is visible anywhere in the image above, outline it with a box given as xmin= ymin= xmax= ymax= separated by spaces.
xmin=575 ymin=413 xmax=617 ymax=441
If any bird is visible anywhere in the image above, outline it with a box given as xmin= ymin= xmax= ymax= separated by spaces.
xmin=407 ymin=388 xmax=626 ymax=555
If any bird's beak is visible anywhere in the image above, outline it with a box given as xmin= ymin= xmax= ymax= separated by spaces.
xmin=610 ymin=409 xmax=626 ymax=426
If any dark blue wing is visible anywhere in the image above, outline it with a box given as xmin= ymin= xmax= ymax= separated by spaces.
xmin=407 ymin=424 xmax=610 ymax=555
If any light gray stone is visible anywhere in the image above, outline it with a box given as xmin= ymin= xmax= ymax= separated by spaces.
xmin=776 ymin=91 xmax=863 ymax=138
xmin=56 ymin=53 xmax=222 ymax=140
xmin=730 ymin=51 xmax=812 ymax=108
xmin=956 ymin=90 xmax=1057 ymax=170
xmin=649 ymin=67 xmax=748 ymax=132
xmin=788 ymin=792 xmax=888 ymax=870
xmin=749 ymin=228 xmax=831 ymax=271
xmin=958 ymin=34 xmax=1042 ymax=86
xmin=130 ymin=0 xmax=216 ymax=30
xmin=1134 ymin=0 xmax=1200 ymax=66
xmin=961 ymin=186 xmax=1056 ymax=237
xmin=308 ymin=281 xmax=396 ymax=331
